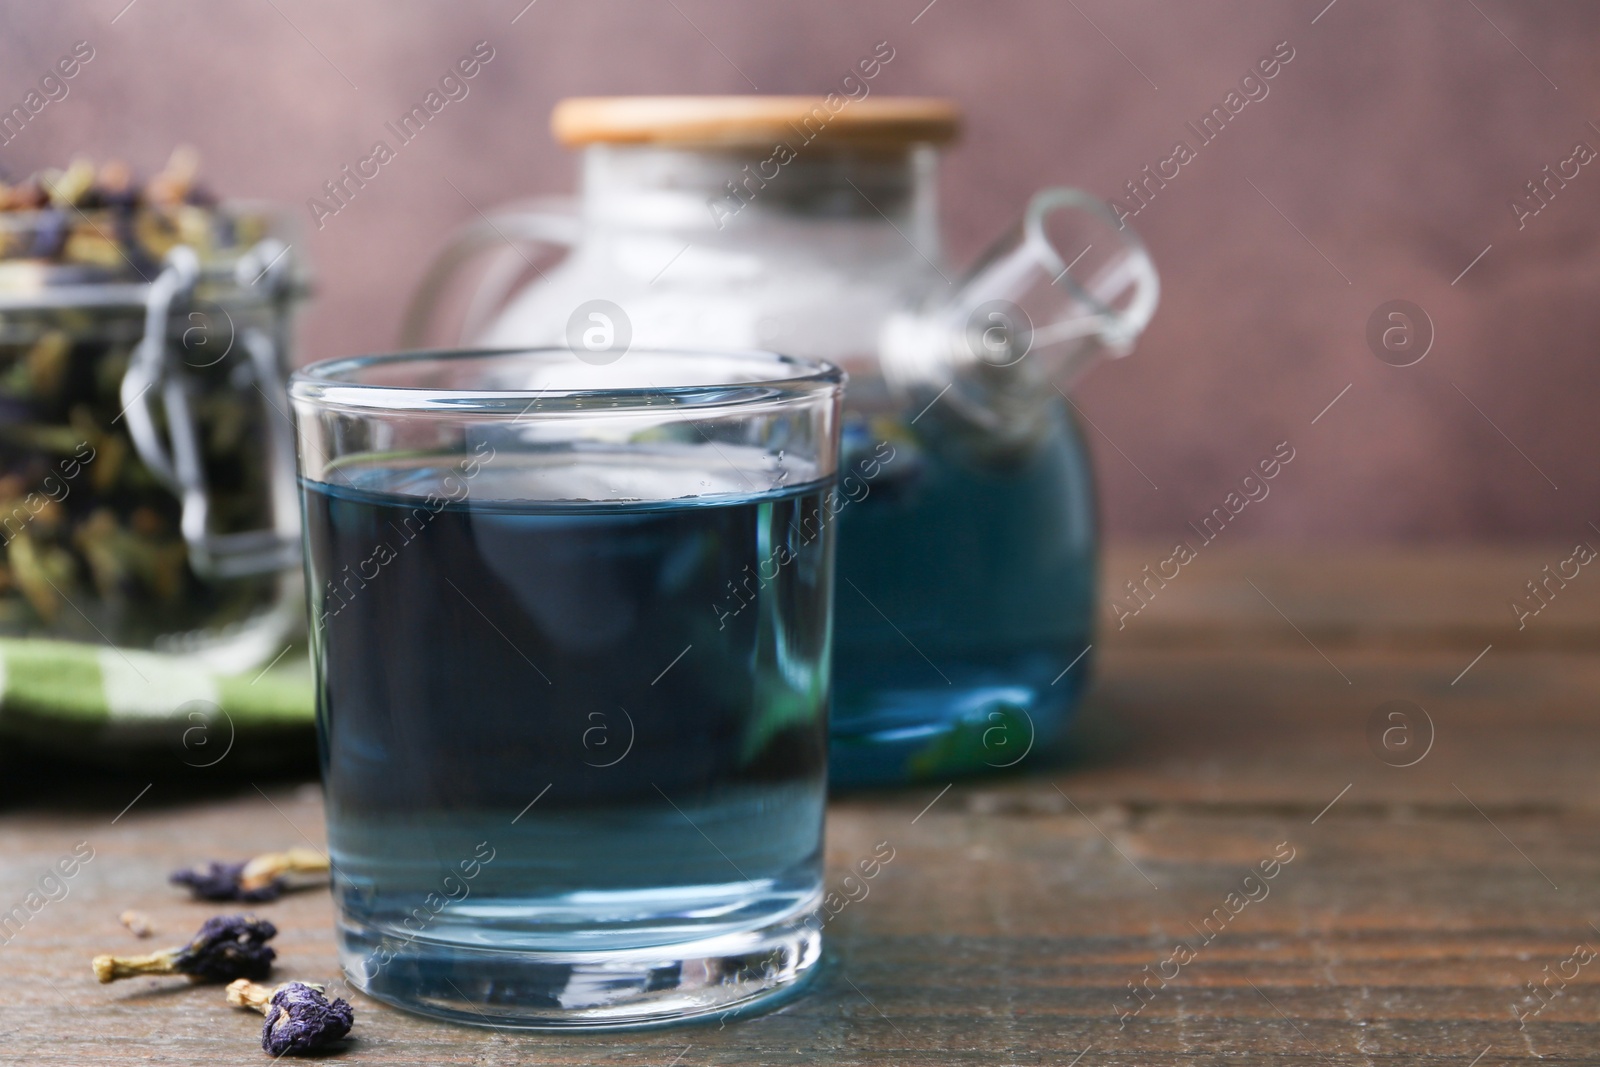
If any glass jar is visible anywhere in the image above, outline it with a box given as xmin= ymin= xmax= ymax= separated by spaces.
xmin=404 ymin=96 xmax=1158 ymax=784
xmin=0 ymin=205 xmax=308 ymax=671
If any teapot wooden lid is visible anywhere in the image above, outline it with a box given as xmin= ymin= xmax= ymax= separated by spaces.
xmin=552 ymin=96 xmax=961 ymax=148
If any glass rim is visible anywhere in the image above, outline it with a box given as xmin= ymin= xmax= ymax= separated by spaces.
xmin=289 ymin=346 xmax=845 ymax=416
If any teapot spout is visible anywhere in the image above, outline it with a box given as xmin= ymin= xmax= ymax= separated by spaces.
xmin=880 ymin=188 xmax=1159 ymax=433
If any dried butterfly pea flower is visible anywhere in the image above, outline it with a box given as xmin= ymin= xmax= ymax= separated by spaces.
xmin=96 ymin=160 xmax=135 ymax=206
xmin=227 ymin=979 xmax=355 ymax=1057
xmin=45 ymin=159 xmax=97 ymax=209
xmin=92 ymin=914 xmax=276 ymax=983
xmin=171 ymin=847 xmax=331 ymax=902
xmin=171 ymin=860 xmax=255 ymax=901
xmin=27 ymin=210 xmax=69 ymax=259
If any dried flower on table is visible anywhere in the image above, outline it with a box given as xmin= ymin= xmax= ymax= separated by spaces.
xmin=171 ymin=847 xmax=331 ymax=902
xmin=92 ymin=914 xmax=276 ymax=983
xmin=170 ymin=860 xmax=255 ymax=901
xmin=227 ymin=979 xmax=354 ymax=1057
xmin=118 ymin=909 xmax=154 ymax=938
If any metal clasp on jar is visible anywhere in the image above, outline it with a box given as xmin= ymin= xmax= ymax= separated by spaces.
xmin=119 ymin=241 xmax=302 ymax=580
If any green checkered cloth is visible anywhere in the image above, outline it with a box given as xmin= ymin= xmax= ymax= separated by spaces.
xmin=0 ymin=637 xmax=314 ymax=765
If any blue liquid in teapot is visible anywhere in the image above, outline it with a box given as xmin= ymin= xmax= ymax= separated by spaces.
xmin=829 ymin=401 xmax=1096 ymax=786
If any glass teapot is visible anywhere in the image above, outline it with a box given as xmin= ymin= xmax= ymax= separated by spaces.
xmin=403 ymin=96 xmax=1158 ymax=785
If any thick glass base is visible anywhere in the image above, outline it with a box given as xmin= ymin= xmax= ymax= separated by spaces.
xmin=337 ymin=906 xmax=822 ymax=1030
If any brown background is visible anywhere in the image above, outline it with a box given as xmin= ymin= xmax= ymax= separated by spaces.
xmin=3 ymin=0 xmax=1596 ymax=543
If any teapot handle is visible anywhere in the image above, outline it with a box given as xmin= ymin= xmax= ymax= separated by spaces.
xmin=397 ymin=197 xmax=581 ymax=348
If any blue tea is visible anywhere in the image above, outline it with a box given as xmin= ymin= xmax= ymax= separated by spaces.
xmin=301 ymin=452 xmax=832 ymax=1022
xmin=830 ymin=403 xmax=1096 ymax=785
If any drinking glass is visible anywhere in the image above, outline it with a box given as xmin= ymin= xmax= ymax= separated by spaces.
xmin=289 ymin=347 xmax=843 ymax=1028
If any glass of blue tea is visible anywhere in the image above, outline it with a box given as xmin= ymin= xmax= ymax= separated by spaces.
xmin=289 ymin=347 xmax=843 ymax=1028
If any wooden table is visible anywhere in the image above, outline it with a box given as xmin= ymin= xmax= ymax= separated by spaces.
xmin=4 ymin=546 xmax=1597 ymax=1064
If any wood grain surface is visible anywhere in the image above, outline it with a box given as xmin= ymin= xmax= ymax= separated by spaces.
xmin=1 ymin=548 xmax=1596 ymax=1065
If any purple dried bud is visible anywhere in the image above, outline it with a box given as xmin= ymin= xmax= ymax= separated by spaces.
xmin=261 ymin=982 xmax=354 ymax=1056
xmin=174 ymin=914 xmax=278 ymax=982
xmin=170 ymin=849 xmax=328 ymax=901
xmin=28 ymin=210 xmax=69 ymax=258
xmin=94 ymin=914 xmax=277 ymax=983
xmin=171 ymin=861 xmax=284 ymax=902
